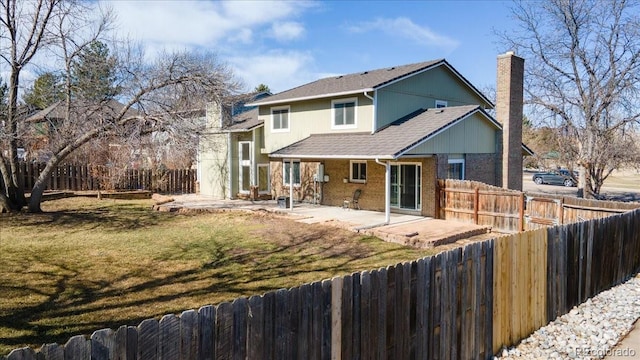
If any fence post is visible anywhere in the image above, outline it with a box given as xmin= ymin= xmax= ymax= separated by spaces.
xmin=473 ymin=188 xmax=479 ymax=225
xmin=558 ymin=197 xmax=564 ymax=225
xmin=435 ymin=180 xmax=441 ymax=219
xmin=519 ymin=193 xmax=525 ymax=232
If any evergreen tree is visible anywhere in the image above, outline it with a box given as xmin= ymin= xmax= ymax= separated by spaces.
xmin=23 ymin=72 xmax=64 ymax=109
xmin=71 ymin=40 xmax=119 ymax=101
xmin=254 ymin=83 xmax=271 ymax=93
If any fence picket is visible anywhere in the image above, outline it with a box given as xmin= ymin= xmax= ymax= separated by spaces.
xmin=232 ymin=298 xmax=248 ymax=360
xmin=247 ymin=296 xmax=264 ymax=360
xmin=215 ymin=302 xmax=233 ymax=359
xmin=180 ymin=310 xmax=199 ymax=360
xmin=7 ymin=348 xmax=36 ymax=360
xmin=158 ymin=315 xmax=179 ymax=360
xmin=137 ymin=318 xmax=159 ymax=360
xmin=37 ymin=343 xmax=63 ymax=360
xmin=91 ymin=329 xmax=114 ymax=360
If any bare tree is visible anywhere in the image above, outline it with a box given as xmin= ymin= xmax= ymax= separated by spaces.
xmin=498 ymin=0 xmax=640 ymax=198
xmin=1 ymin=0 xmax=241 ymax=212
xmin=0 ymin=0 xmax=62 ymax=211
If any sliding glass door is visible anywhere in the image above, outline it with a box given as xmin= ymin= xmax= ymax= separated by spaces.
xmin=390 ymin=163 xmax=421 ymax=211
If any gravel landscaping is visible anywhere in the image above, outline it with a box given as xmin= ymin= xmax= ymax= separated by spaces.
xmin=496 ymin=274 xmax=640 ymax=359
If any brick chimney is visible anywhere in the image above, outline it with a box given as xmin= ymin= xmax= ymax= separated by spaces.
xmin=496 ymin=51 xmax=524 ymax=191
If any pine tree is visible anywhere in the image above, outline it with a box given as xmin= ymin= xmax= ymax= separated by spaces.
xmin=23 ymin=72 xmax=64 ymax=110
xmin=71 ymin=40 xmax=119 ymax=101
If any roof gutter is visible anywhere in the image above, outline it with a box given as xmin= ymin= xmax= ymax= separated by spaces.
xmin=363 ymin=91 xmax=376 ymax=134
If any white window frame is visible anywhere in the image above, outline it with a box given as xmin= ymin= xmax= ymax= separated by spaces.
xmin=435 ymin=100 xmax=448 ymax=108
xmin=349 ymin=160 xmax=367 ymax=183
xmin=448 ymin=158 xmax=465 ymax=180
xmin=238 ymin=141 xmax=253 ymax=194
xmin=271 ymin=106 xmax=290 ymax=133
xmin=283 ymin=159 xmax=301 ymax=187
xmin=331 ymin=97 xmax=358 ymax=129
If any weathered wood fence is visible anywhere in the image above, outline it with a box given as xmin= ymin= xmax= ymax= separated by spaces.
xmin=437 ymin=179 xmax=525 ymax=232
xmin=12 ymin=162 xmax=196 ymax=194
xmin=437 ymin=179 xmax=640 ymax=232
xmin=6 ymin=209 xmax=640 ymax=360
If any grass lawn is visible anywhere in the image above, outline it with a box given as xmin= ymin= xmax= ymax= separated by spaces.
xmin=0 ymin=197 xmax=435 ymax=355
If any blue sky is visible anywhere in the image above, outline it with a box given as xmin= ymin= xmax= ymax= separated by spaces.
xmin=105 ymin=0 xmax=517 ymax=94
xmin=104 ymin=0 xmax=518 ymax=94
xmin=7 ymin=1 xmax=517 ymax=96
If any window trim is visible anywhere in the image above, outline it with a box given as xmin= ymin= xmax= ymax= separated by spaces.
xmin=447 ymin=158 xmax=465 ymax=180
xmin=331 ymin=97 xmax=358 ymax=129
xmin=435 ymin=100 xmax=448 ymax=108
xmin=282 ymin=159 xmax=301 ymax=187
xmin=271 ymin=105 xmax=290 ymax=133
xmin=349 ymin=160 xmax=367 ymax=183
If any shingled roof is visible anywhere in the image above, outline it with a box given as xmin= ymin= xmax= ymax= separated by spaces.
xmin=223 ymin=108 xmax=262 ymax=132
xmin=271 ymin=105 xmax=494 ymax=159
xmin=248 ymin=59 xmax=492 ymax=107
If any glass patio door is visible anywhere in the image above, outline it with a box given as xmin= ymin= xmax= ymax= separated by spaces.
xmin=390 ymin=163 xmax=421 ymax=210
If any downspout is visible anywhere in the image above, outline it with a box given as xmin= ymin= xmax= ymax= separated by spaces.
xmin=363 ymin=91 xmax=376 ymax=134
xmin=227 ymin=132 xmax=233 ymax=199
xmin=375 ymin=158 xmax=391 ymax=224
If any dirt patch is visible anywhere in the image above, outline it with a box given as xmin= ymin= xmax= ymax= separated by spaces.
xmin=250 ymin=218 xmax=371 ymax=259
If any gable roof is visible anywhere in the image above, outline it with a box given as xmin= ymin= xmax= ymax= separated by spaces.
xmin=248 ymin=59 xmax=492 ymax=108
xmin=271 ymin=105 xmax=495 ymax=159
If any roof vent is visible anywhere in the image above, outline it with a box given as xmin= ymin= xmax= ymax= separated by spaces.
xmin=387 ymin=67 xmax=395 ymax=71
xmin=335 ymin=75 xmax=343 ymax=79
xmin=436 ymin=109 xmax=444 ymax=114
xmin=361 ymin=71 xmax=368 ymax=75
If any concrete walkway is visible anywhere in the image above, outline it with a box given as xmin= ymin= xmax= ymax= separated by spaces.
xmin=159 ymin=194 xmax=492 ymax=248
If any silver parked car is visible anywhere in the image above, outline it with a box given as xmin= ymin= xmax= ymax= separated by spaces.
xmin=532 ymin=169 xmax=578 ymax=187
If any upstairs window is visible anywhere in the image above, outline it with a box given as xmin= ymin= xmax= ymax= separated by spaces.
xmin=350 ymin=161 xmax=367 ymax=183
xmin=435 ymin=100 xmax=448 ymax=108
xmin=332 ymin=98 xmax=357 ymax=128
xmin=271 ymin=106 xmax=289 ymax=132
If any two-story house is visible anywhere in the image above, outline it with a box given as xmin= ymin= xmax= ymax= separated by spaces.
xmin=197 ymin=52 xmax=532 ymax=221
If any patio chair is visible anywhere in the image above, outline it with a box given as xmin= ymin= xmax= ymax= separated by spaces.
xmin=343 ymin=189 xmax=362 ymax=210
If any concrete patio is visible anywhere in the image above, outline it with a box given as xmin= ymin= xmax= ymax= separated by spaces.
xmin=157 ymin=194 xmax=493 ymax=248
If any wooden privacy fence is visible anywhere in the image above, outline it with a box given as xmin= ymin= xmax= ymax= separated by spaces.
xmin=6 ymin=209 xmax=640 ymax=360
xmin=14 ymin=162 xmax=196 ymax=194
xmin=437 ymin=179 xmax=525 ymax=233
xmin=437 ymin=179 xmax=640 ymax=232
xmin=525 ymin=194 xmax=640 ymax=229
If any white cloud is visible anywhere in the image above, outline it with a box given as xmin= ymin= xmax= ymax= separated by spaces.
xmin=230 ymin=29 xmax=254 ymax=45
xmin=348 ymin=17 xmax=459 ymax=49
xmin=228 ymin=51 xmax=318 ymax=93
xmin=106 ymin=1 xmax=313 ymax=49
xmin=270 ymin=22 xmax=305 ymax=42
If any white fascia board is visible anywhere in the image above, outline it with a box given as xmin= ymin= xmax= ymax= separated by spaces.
xmin=246 ymin=88 xmax=375 ymax=107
